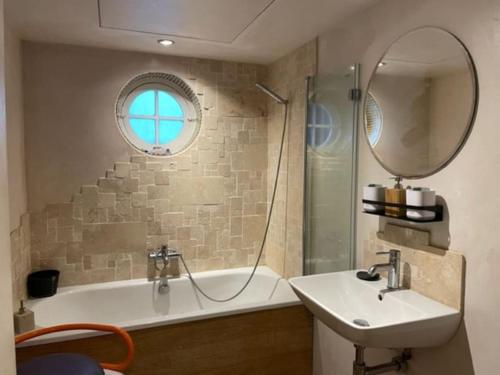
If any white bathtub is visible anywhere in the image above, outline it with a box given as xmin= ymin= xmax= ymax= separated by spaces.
xmin=24 ymin=266 xmax=300 ymax=345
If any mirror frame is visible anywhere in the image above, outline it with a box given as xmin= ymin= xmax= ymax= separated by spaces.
xmin=363 ymin=26 xmax=479 ymax=179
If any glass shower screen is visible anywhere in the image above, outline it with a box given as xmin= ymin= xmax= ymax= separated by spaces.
xmin=303 ymin=65 xmax=360 ymax=275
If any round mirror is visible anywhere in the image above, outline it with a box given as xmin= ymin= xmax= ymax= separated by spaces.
xmin=364 ymin=27 xmax=478 ymax=178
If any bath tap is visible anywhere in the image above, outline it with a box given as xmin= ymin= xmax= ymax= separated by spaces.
xmin=148 ymin=245 xmax=181 ymax=264
xmin=368 ymin=249 xmax=404 ymax=299
xmin=158 ymin=271 xmax=169 ymax=294
xmin=148 ymin=245 xmax=181 ymax=293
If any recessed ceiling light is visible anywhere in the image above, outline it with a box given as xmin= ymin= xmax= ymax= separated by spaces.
xmin=158 ymin=39 xmax=174 ymax=47
xmin=378 ymin=62 xmax=386 ymax=67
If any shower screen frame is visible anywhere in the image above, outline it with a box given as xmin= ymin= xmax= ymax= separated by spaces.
xmin=302 ymin=64 xmax=360 ymax=275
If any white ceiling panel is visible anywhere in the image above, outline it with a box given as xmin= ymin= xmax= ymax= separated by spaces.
xmin=98 ymin=0 xmax=275 ymax=42
xmin=6 ymin=0 xmax=380 ymax=64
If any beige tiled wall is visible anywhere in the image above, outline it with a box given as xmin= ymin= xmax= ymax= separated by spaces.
xmin=24 ymin=46 xmax=270 ymax=287
xmin=363 ymin=224 xmax=464 ymax=310
xmin=19 ymin=40 xmax=316 ymax=289
xmin=265 ymin=40 xmax=317 ymax=278
xmin=10 ymin=213 xmax=30 ymax=307
xmin=30 ymin=125 xmax=269 ymax=286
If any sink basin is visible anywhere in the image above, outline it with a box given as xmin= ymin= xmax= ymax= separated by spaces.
xmin=289 ymin=270 xmax=461 ymax=348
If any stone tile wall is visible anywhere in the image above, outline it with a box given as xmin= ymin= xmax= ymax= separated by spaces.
xmin=265 ymin=40 xmax=317 ymax=278
xmin=10 ymin=213 xmax=30 ymax=307
xmin=31 ymin=128 xmax=268 ymax=286
xmin=27 ymin=54 xmax=270 ymax=287
xmin=18 ymin=41 xmax=317 ymax=290
xmin=31 ymin=115 xmax=268 ymax=286
xmin=363 ymin=224 xmax=464 ymax=310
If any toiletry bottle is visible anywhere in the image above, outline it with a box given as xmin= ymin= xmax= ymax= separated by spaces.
xmin=385 ymin=177 xmax=406 ymax=217
xmin=406 ymin=187 xmax=436 ymax=221
xmin=14 ymin=300 xmax=35 ymax=334
xmin=363 ymin=184 xmax=386 ymax=213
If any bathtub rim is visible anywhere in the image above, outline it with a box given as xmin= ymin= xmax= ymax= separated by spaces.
xmin=20 ymin=266 xmax=301 ymax=347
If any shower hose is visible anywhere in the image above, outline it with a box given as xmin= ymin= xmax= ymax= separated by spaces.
xmin=178 ymin=103 xmax=289 ymax=302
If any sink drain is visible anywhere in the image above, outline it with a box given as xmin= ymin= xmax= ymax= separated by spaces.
xmin=353 ymin=319 xmax=370 ymax=327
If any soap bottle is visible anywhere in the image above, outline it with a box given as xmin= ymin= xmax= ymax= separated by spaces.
xmin=14 ymin=300 xmax=35 ymax=334
xmin=385 ymin=177 xmax=406 ymax=217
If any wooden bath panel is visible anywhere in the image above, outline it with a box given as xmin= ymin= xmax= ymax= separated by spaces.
xmin=16 ymin=305 xmax=313 ymax=375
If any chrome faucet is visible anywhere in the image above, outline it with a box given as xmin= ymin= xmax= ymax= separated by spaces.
xmin=368 ymin=249 xmax=401 ymax=290
xmin=148 ymin=245 xmax=181 ymax=293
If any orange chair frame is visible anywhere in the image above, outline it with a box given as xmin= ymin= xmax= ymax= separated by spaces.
xmin=15 ymin=323 xmax=135 ymax=372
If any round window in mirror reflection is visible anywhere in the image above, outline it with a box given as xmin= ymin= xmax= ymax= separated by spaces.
xmin=307 ymin=103 xmax=334 ymax=149
xmin=364 ymin=27 xmax=478 ymax=178
xmin=365 ymin=94 xmax=383 ymax=147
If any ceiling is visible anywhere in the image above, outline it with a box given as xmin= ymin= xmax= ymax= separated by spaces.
xmin=6 ymin=0 xmax=378 ymax=64
xmin=379 ymin=28 xmax=472 ymax=78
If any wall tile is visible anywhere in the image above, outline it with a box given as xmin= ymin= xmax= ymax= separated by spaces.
xmin=131 ymin=192 xmax=147 ymax=208
xmin=363 ymin=224 xmax=464 ymax=310
xmin=97 ymin=193 xmax=116 ymax=209
xmin=169 ymin=177 xmax=225 ymax=205
xmin=265 ymin=40 xmax=317 ymax=278
xmin=82 ymin=223 xmax=147 ymax=254
xmin=10 ymin=213 xmax=31 ymax=307
xmin=114 ymin=162 xmax=131 ymax=178
xmin=242 ymin=215 xmax=266 ymax=248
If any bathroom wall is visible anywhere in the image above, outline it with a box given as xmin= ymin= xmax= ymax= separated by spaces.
xmin=5 ymin=23 xmax=30 ymax=307
xmin=23 ymin=42 xmax=270 ymax=286
xmin=370 ymin=70 xmax=474 ymax=175
xmin=315 ymin=0 xmax=500 ymax=374
xmin=369 ymin=74 xmax=431 ymax=174
xmin=428 ymin=70 xmax=472 ymax=164
xmin=10 ymin=212 xmax=30 ymax=306
xmin=265 ymin=40 xmax=317 ymax=278
xmin=0 ymin=0 xmax=17 ymax=372
xmin=5 ymin=25 xmax=26 ymax=231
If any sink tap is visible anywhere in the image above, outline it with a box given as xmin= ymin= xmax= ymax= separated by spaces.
xmin=368 ymin=249 xmax=401 ymax=290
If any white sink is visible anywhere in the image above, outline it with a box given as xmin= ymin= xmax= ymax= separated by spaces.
xmin=289 ymin=270 xmax=461 ymax=348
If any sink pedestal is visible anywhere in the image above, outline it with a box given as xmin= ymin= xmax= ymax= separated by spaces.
xmin=352 ymin=346 xmax=411 ymax=375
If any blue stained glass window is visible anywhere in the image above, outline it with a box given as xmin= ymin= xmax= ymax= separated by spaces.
xmin=129 ymin=91 xmax=155 ymax=116
xmin=159 ymin=91 xmax=183 ymax=117
xmin=129 ymin=119 xmax=155 ymax=144
xmin=159 ymin=121 xmax=183 ymax=144
xmin=127 ymin=89 xmax=184 ymax=145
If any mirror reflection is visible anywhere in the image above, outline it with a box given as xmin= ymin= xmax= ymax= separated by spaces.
xmin=364 ymin=27 xmax=477 ymax=178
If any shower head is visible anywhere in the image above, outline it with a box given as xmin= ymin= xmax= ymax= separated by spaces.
xmin=255 ymin=83 xmax=288 ymax=105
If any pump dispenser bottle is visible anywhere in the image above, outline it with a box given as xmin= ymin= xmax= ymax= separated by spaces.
xmin=385 ymin=177 xmax=406 ymax=217
xmin=14 ymin=300 xmax=35 ymax=334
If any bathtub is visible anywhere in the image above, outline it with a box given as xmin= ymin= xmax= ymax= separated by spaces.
xmin=23 ymin=266 xmax=301 ymax=346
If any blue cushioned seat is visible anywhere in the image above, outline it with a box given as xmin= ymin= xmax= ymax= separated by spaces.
xmin=17 ymin=353 xmax=105 ymax=375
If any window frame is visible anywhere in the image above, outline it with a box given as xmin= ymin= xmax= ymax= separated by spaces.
xmin=116 ymin=73 xmax=201 ymax=156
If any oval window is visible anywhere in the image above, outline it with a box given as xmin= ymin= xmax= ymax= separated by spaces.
xmin=116 ymin=73 xmax=201 ymax=156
